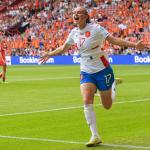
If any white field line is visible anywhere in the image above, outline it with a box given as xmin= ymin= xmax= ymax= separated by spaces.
xmin=120 ymin=72 xmax=150 ymax=76
xmin=8 ymin=76 xmax=79 ymax=82
xmin=0 ymin=135 xmax=150 ymax=149
xmin=6 ymin=72 xmax=150 ymax=82
xmin=0 ymin=98 xmax=150 ymax=117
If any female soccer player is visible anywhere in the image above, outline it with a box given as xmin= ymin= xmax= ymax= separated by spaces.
xmin=39 ymin=6 xmax=146 ymax=147
xmin=0 ymin=41 xmax=7 ymax=82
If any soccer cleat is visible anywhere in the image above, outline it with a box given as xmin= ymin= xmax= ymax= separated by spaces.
xmin=1 ymin=81 xmax=8 ymax=84
xmin=115 ymin=78 xmax=123 ymax=85
xmin=86 ymin=135 xmax=102 ymax=147
xmin=2 ymin=76 xmax=5 ymax=82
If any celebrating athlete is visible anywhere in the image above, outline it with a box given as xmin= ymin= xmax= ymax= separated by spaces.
xmin=39 ymin=6 xmax=147 ymax=147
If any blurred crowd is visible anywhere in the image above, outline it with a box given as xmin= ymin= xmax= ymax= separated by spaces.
xmin=0 ymin=0 xmax=149 ymax=56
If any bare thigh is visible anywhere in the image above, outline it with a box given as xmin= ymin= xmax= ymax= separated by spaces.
xmin=80 ymin=82 xmax=97 ymax=104
xmin=99 ymin=88 xmax=112 ymax=109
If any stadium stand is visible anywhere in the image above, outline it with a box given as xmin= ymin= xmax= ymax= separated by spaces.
xmin=0 ymin=0 xmax=149 ymax=56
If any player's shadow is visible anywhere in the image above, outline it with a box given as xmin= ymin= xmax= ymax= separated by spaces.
xmin=85 ymin=144 xmax=127 ymax=150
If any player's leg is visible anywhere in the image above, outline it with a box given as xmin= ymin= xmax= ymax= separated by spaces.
xmin=95 ymin=78 xmax=122 ymax=97
xmin=97 ymin=67 xmax=122 ymax=109
xmin=0 ymin=59 xmax=3 ymax=79
xmin=111 ymin=78 xmax=122 ymax=101
xmin=2 ymin=64 xmax=6 ymax=82
xmin=80 ymin=73 xmax=101 ymax=147
xmin=99 ymin=88 xmax=112 ymax=109
xmin=0 ymin=71 xmax=2 ymax=78
xmin=0 ymin=53 xmax=6 ymax=82
xmin=100 ymin=78 xmax=122 ymax=109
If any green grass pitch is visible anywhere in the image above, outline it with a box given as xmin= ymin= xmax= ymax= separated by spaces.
xmin=0 ymin=65 xmax=150 ymax=150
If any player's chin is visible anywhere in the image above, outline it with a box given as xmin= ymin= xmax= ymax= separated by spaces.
xmin=74 ymin=22 xmax=81 ymax=27
xmin=73 ymin=20 xmax=78 ymax=24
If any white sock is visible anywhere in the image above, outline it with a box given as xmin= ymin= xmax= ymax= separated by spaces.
xmin=111 ymin=80 xmax=116 ymax=102
xmin=84 ymin=104 xmax=99 ymax=138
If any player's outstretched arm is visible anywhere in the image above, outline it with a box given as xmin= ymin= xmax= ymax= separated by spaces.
xmin=39 ymin=43 xmax=71 ymax=64
xmin=106 ymin=35 xmax=147 ymax=50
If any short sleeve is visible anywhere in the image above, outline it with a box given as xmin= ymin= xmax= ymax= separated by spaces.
xmin=95 ymin=25 xmax=110 ymax=41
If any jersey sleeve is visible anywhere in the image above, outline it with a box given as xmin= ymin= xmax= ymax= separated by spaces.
xmin=96 ymin=25 xmax=110 ymax=42
xmin=65 ymin=30 xmax=75 ymax=45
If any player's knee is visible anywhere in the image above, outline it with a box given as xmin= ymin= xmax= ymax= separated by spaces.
xmin=103 ymin=103 xmax=112 ymax=110
xmin=101 ymin=98 xmax=112 ymax=110
xmin=83 ymin=94 xmax=94 ymax=104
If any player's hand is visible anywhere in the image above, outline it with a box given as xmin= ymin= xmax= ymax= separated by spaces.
xmin=38 ymin=53 xmax=50 ymax=64
xmin=135 ymin=41 xmax=147 ymax=50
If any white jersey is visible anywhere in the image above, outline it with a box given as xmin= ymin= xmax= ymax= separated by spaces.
xmin=65 ymin=23 xmax=110 ymax=73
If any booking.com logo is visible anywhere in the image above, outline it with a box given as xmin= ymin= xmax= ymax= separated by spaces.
xmin=73 ymin=56 xmax=80 ymax=63
xmin=20 ymin=57 xmax=54 ymax=64
xmin=73 ymin=56 xmax=113 ymax=64
xmin=134 ymin=56 xmax=150 ymax=63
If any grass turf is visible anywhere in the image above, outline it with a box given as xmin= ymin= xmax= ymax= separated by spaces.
xmin=0 ymin=65 xmax=150 ymax=150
